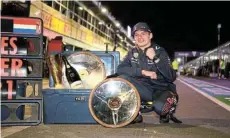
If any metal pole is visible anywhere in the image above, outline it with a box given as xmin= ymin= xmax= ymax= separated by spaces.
xmin=0 ymin=0 xmax=2 ymax=10
xmin=218 ymin=29 xmax=220 ymax=46
xmin=113 ymin=29 xmax=119 ymax=51
xmin=217 ymin=25 xmax=221 ymax=46
xmin=217 ymin=24 xmax=221 ymax=57
xmin=105 ymin=42 xmax=109 ymax=53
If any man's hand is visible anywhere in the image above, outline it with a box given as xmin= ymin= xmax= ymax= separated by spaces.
xmin=142 ymin=70 xmax=157 ymax=79
xmin=146 ymin=48 xmax=156 ymax=60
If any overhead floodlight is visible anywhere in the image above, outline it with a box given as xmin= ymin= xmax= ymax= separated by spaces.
xmin=98 ymin=21 xmax=103 ymax=25
xmin=78 ymin=7 xmax=83 ymax=10
xmin=177 ymin=57 xmax=181 ymax=63
xmin=217 ymin=23 xmax=222 ymax=29
xmin=101 ymin=7 xmax=107 ymax=13
xmin=115 ymin=22 xmax=120 ymax=27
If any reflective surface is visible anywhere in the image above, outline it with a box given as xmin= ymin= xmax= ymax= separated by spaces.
xmin=89 ymin=78 xmax=140 ymax=128
xmin=62 ymin=52 xmax=106 ymax=89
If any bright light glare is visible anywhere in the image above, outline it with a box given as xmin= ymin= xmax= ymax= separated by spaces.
xmin=101 ymin=7 xmax=107 ymax=13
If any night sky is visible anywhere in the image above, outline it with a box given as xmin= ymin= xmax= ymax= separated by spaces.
xmin=101 ymin=1 xmax=230 ymax=59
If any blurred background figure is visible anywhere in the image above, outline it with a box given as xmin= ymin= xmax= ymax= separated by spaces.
xmin=219 ymin=58 xmax=226 ymax=79
xmin=172 ymin=59 xmax=179 ymax=76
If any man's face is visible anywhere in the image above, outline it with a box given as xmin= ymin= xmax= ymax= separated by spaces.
xmin=134 ymin=30 xmax=152 ymax=48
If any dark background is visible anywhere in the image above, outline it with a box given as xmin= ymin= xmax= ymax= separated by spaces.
xmin=102 ymin=1 xmax=230 ymax=59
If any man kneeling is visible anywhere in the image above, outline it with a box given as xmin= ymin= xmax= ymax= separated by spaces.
xmin=117 ymin=22 xmax=182 ymax=124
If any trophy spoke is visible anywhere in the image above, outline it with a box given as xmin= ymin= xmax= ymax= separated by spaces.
xmin=119 ymin=89 xmax=133 ymax=104
xmin=94 ymin=92 xmax=109 ymax=106
xmin=112 ymin=109 xmax=119 ymax=125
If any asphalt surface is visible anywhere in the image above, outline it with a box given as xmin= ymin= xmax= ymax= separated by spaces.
xmin=1 ymin=77 xmax=230 ymax=138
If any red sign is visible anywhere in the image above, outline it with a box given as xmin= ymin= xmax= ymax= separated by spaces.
xmin=1 ymin=36 xmax=28 ymax=55
xmin=0 ymin=80 xmax=16 ymax=100
xmin=1 ymin=58 xmax=28 ymax=77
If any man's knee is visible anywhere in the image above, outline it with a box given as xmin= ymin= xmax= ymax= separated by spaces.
xmin=118 ymin=75 xmax=152 ymax=102
xmin=118 ymin=74 xmax=133 ymax=82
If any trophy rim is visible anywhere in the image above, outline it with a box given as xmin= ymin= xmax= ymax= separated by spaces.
xmin=88 ymin=77 xmax=141 ymax=128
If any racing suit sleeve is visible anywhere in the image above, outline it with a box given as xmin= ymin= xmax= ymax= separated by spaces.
xmin=154 ymin=48 xmax=176 ymax=82
xmin=117 ymin=51 xmax=142 ymax=77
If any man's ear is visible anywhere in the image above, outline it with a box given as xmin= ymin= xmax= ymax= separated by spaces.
xmin=150 ymin=33 xmax=153 ymax=39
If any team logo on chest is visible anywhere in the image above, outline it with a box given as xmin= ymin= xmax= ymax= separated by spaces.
xmin=131 ymin=52 xmax=139 ymax=63
xmin=133 ymin=52 xmax=139 ymax=59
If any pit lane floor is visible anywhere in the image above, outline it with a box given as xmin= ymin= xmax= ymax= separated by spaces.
xmin=1 ymin=78 xmax=230 ymax=138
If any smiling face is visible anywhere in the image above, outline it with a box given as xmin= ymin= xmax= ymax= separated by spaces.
xmin=134 ymin=30 xmax=153 ymax=49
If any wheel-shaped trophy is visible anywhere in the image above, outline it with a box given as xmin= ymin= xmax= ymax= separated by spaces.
xmin=89 ymin=77 xmax=141 ymax=128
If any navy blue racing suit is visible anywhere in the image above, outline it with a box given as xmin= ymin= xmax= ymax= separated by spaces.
xmin=117 ymin=43 xmax=177 ymax=104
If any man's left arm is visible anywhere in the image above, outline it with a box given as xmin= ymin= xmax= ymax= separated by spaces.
xmin=154 ymin=48 xmax=176 ymax=82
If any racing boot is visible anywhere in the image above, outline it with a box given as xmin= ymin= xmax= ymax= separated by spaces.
xmin=160 ymin=106 xmax=182 ymax=123
xmin=169 ymin=113 xmax=182 ymax=123
xmin=159 ymin=114 xmax=169 ymax=123
xmin=168 ymin=106 xmax=182 ymax=123
xmin=159 ymin=113 xmax=182 ymax=123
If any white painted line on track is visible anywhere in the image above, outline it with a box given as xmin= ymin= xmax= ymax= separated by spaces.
xmin=177 ymin=78 xmax=230 ymax=112
xmin=180 ymin=77 xmax=230 ymax=90
xmin=224 ymin=97 xmax=230 ymax=101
